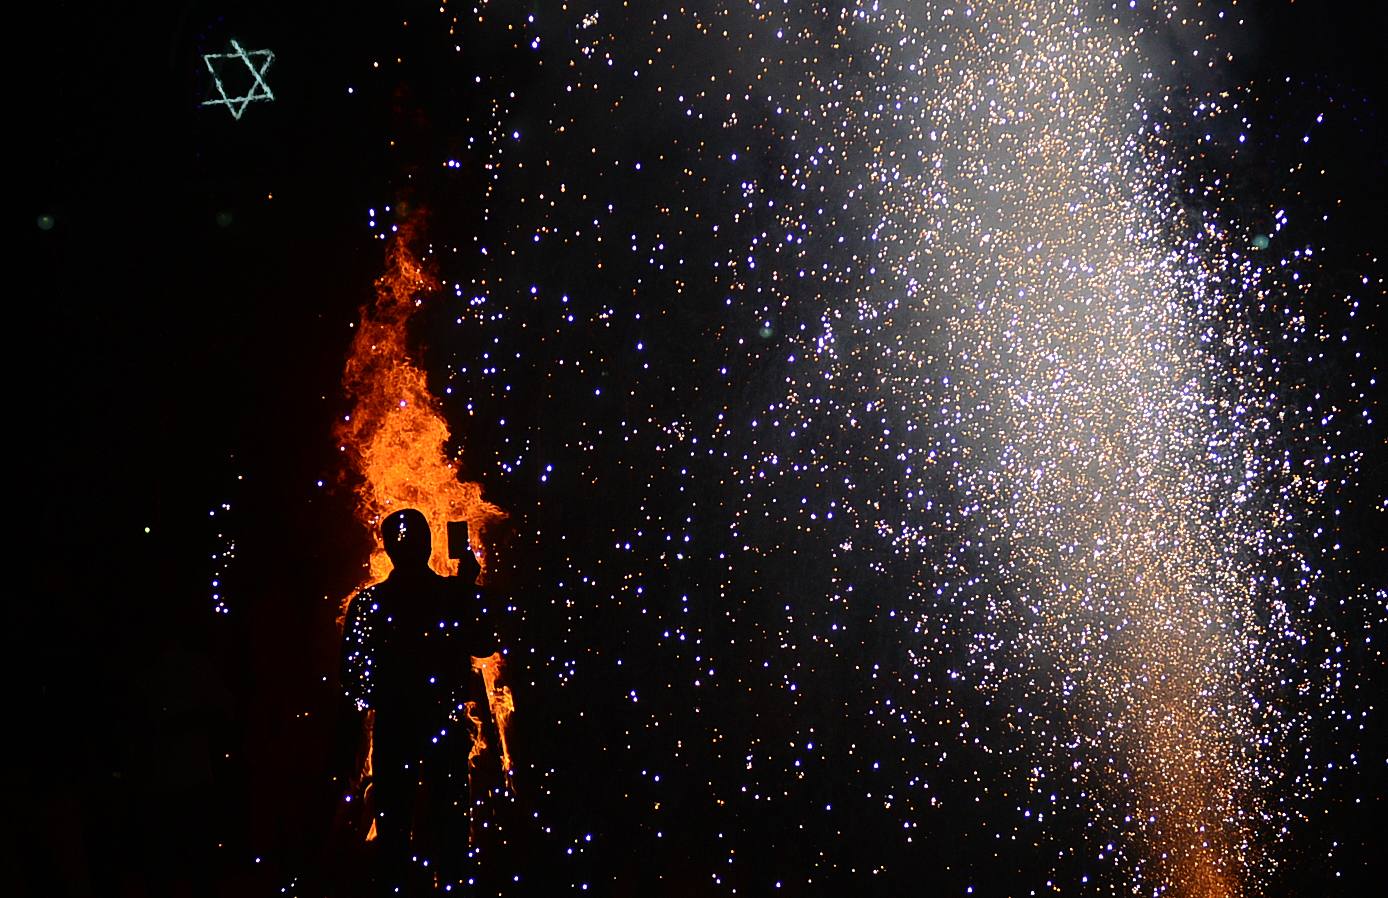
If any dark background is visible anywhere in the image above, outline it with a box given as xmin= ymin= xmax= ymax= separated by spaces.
xmin=21 ymin=2 xmax=1386 ymax=896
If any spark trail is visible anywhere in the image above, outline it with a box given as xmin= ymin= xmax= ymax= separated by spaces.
xmin=874 ymin=4 xmax=1267 ymax=892
xmin=745 ymin=1 xmax=1351 ymax=892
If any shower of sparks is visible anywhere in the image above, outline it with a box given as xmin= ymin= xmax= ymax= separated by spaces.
xmin=339 ymin=0 xmax=1383 ymax=893
xmin=861 ymin=6 xmax=1289 ymax=892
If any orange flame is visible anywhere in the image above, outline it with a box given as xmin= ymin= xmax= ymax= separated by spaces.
xmin=463 ymin=701 xmax=487 ymax=763
xmin=363 ymin=709 xmax=377 ymax=842
xmin=336 ymin=218 xmax=506 ymax=589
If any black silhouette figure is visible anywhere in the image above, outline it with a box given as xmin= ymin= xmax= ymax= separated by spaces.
xmin=341 ymin=509 xmax=486 ymax=893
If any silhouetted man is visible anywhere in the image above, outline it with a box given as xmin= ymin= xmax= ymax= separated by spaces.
xmin=341 ymin=509 xmax=484 ymax=893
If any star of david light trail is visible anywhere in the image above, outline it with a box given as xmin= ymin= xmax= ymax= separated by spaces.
xmin=314 ymin=0 xmax=1382 ymax=894
xmin=201 ymin=39 xmax=275 ymax=120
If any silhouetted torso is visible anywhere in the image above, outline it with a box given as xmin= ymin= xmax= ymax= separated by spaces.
xmin=339 ymin=509 xmax=489 ymax=894
xmin=342 ymin=569 xmax=492 ymax=718
xmin=369 ymin=569 xmax=454 ymax=719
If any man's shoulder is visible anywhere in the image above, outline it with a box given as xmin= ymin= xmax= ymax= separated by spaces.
xmin=348 ymin=572 xmax=470 ymax=616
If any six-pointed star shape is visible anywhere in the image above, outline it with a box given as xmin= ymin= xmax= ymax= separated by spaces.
xmin=202 ymin=40 xmax=275 ymax=121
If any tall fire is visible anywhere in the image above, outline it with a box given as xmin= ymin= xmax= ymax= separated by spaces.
xmin=337 ymin=218 xmax=506 ymax=585
xmin=336 ymin=216 xmax=516 ymax=842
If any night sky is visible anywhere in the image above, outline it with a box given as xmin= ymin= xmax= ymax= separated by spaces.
xmin=24 ymin=2 xmax=1387 ymax=896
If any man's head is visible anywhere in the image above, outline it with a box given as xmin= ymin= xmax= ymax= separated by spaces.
xmin=382 ymin=508 xmax=432 ymax=572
